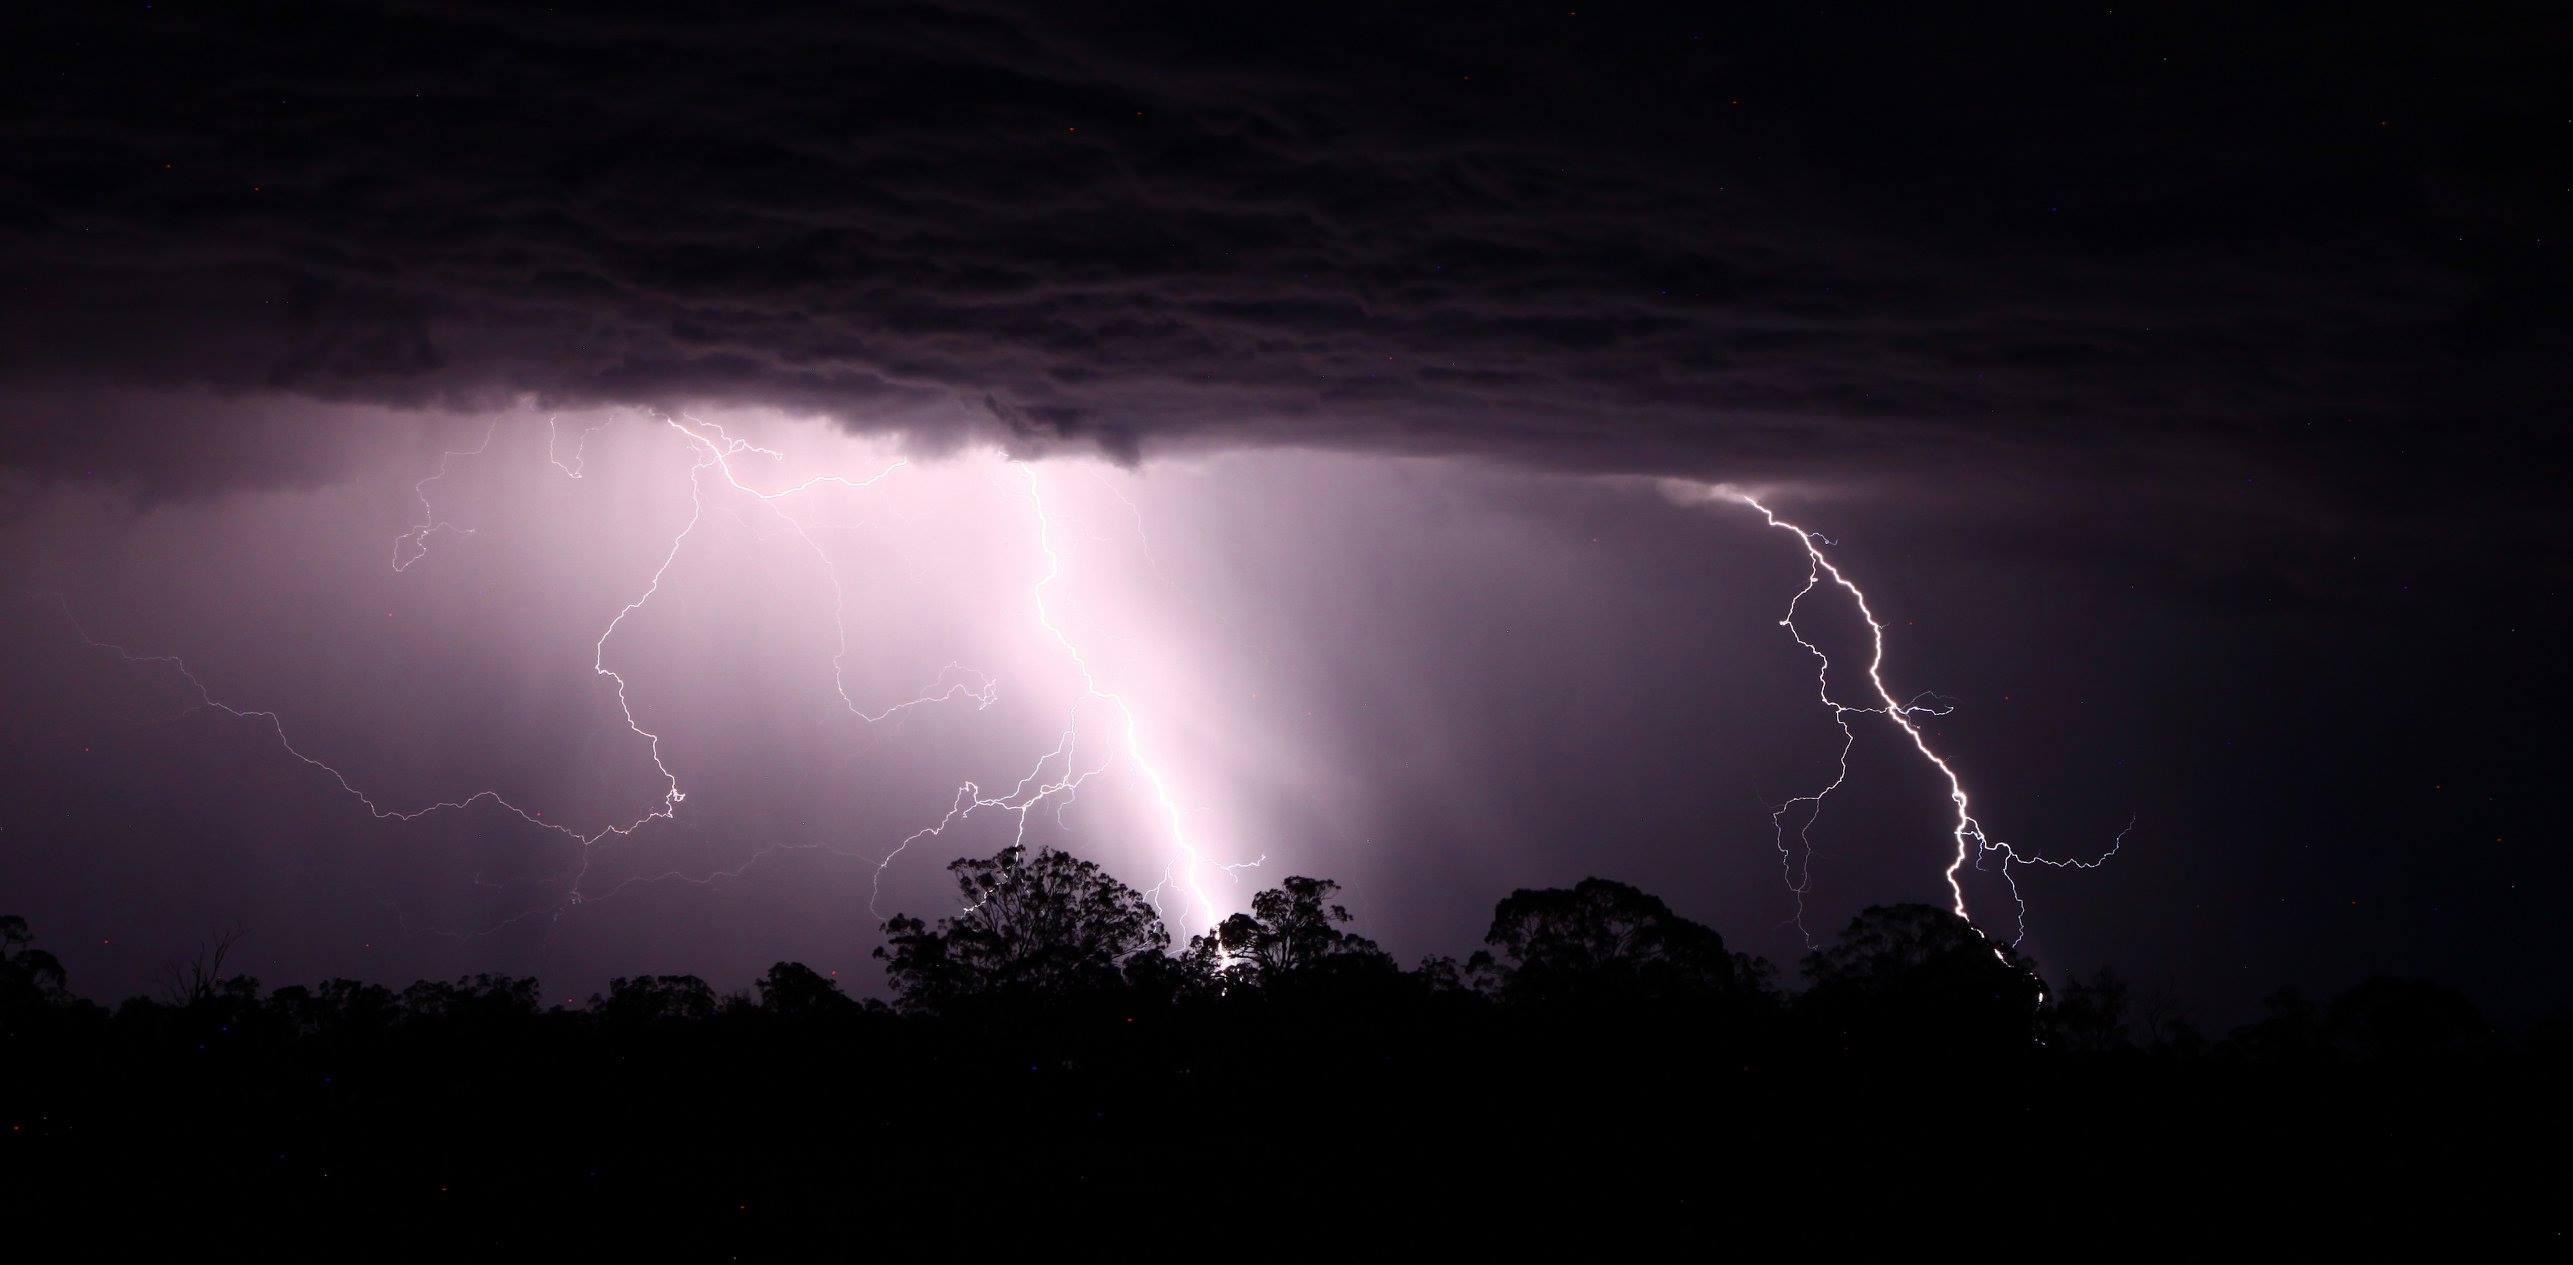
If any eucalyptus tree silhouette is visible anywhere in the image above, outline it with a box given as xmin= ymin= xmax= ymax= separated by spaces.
xmin=0 ymin=915 xmax=75 ymax=1035
xmin=150 ymin=926 xmax=249 ymax=1008
xmin=589 ymin=975 xmax=718 ymax=1025
xmin=1799 ymin=903 xmax=2042 ymax=1056
xmin=875 ymin=845 xmax=1169 ymax=1011
xmin=265 ymin=978 xmax=400 ymax=1038
xmin=1184 ymin=875 xmax=1396 ymax=990
xmin=753 ymin=961 xmax=863 ymax=1021
xmin=397 ymin=974 xmax=541 ymax=1028
xmin=1481 ymin=877 xmax=1756 ymax=1007
xmin=2041 ymin=968 xmax=2133 ymax=1052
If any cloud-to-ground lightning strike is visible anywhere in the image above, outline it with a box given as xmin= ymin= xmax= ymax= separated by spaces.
xmin=1717 ymin=487 xmax=2126 ymax=945
xmin=81 ymin=418 xmax=2103 ymax=963
xmin=1014 ymin=462 xmax=1246 ymax=930
xmin=71 ymin=411 xmax=1250 ymax=946
xmin=863 ymin=461 xmax=1259 ymax=936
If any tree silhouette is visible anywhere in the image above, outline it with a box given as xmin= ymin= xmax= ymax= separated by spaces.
xmin=1416 ymin=950 xmax=1505 ymax=998
xmin=2042 ymin=967 xmax=2133 ymax=1052
xmin=1482 ymin=877 xmax=1752 ymax=1006
xmin=754 ymin=961 xmax=861 ymax=1020
xmin=2227 ymin=987 xmax=2326 ymax=1063
xmin=1185 ymin=876 xmax=1395 ymax=989
xmin=1799 ymin=903 xmax=2041 ymax=1055
xmin=0 ymin=875 xmax=2555 ymax=1252
xmin=266 ymin=978 xmax=400 ymax=1037
xmin=152 ymin=926 xmax=249 ymax=1008
xmin=398 ymin=975 xmax=542 ymax=1029
xmin=875 ymin=845 xmax=1169 ymax=1011
xmin=0 ymin=914 xmax=72 ymax=1026
xmin=590 ymin=974 xmax=717 ymax=1025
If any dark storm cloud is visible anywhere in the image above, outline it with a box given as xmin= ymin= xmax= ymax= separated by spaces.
xmin=3 ymin=2 xmax=2561 ymax=504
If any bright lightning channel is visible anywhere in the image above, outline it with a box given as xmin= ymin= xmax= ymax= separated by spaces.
xmin=1017 ymin=461 xmax=1245 ymax=930
xmin=1721 ymin=488 xmax=2127 ymax=947
xmin=72 ymin=411 xmax=1247 ymax=944
xmin=864 ymin=461 xmax=1258 ymax=936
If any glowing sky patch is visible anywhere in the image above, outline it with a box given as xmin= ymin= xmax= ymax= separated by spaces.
xmin=0 ymin=398 xmax=2226 ymax=1013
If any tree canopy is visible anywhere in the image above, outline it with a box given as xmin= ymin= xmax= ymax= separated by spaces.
xmin=0 ymin=848 xmax=2548 ymax=1253
xmin=1482 ymin=877 xmax=1753 ymax=1006
xmin=1185 ymin=875 xmax=1396 ymax=990
xmin=875 ymin=845 xmax=1170 ymax=1010
xmin=1799 ymin=903 xmax=2043 ymax=1054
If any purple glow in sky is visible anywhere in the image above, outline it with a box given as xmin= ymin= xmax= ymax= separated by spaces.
xmin=3 ymin=402 xmax=2153 ymax=1002
xmin=1 ymin=0 xmax=2563 ymax=1032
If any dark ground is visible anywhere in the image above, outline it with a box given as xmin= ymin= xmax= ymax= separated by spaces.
xmin=4 ymin=876 xmax=2563 ymax=1257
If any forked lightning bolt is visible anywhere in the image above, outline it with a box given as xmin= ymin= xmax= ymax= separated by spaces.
xmin=1017 ymin=462 xmax=1249 ymax=929
xmin=1724 ymin=489 xmax=2126 ymax=946
xmin=68 ymin=417 xmax=798 ymax=919
xmin=866 ymin=462 xmax=1258 ymax=935
xmin=71 ymin=412 xmax=1246 ymax=944
xmin=392 ymin=420 xmax=502 ymax=572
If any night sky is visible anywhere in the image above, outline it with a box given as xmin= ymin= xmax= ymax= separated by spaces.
xmin=2 ymin=2 xmax=2565 ymax=1021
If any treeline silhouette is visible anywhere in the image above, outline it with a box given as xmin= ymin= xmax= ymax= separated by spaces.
xmin=2 ymin=846 xmax=2562 ymax=1253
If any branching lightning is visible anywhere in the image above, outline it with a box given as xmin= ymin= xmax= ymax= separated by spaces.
xmin=392 ymin=420 xmax=502 ymax=572
xmin=545 ymin=413 xmax=612 ymax=480
xmin=864 ymin=461 xmax=1259 ymax=934
xmin=71 ymin=418 xmax=745 ymax=915
xmin=72 ymin=422 xmax=2101 ymax=968
xmin=1723 ymin=488 xmax=2127 ymax=946
xmin=1014 ymin=462 xmax=1250 ymax=928
xmin=71 ymin=411 xmax=1251 ymax=949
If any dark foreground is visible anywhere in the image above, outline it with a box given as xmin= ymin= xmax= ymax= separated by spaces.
xmin=4 ymin=861 xmax=2564 ymax=1256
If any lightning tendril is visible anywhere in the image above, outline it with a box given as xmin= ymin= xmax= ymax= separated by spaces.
xmin=70 ymin=413 xmax=1250 ymax=948
xmin=1726 ymin=489 xmax=2128 ymax=946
